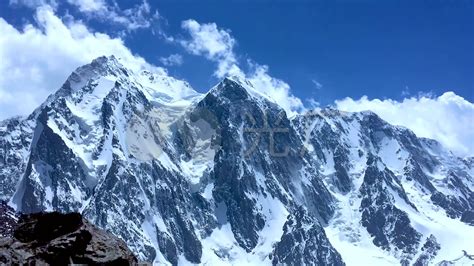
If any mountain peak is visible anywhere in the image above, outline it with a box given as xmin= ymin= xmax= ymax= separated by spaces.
xmin=73 ymin=55 xmax=127 ymax=79
xmin=208 ymin=76 xmax=281 ymax=110
xmin=208 ymin=76 xmax=251 ymax=101
xmin=45 ymin=56 xmax=199 ymax=106
xmin=223 ymin=75 xmax=253 ymax=87
xmin=91 ymin=55 xmax=119 ymax=64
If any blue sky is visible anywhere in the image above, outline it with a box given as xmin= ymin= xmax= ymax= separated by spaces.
xmin=1 ymin=0 xmax=472 ymax=105
xmin=157 ymin=1 xmax=474 ymax=105
xmin=0 ymin=0 xmax=473 ymax=155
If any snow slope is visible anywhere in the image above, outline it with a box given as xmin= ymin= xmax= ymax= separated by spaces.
xmin=0 ymin=56 xmax=472 ymax=265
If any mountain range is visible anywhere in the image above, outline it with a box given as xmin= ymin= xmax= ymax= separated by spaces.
xmin=0 ymin=56 xmax=473 ymax=265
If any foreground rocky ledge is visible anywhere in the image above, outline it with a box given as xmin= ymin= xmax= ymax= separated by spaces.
xmin=0 ymin=204 xmax=137 ymax=265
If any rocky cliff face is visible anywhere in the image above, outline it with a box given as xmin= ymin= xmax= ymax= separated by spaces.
xmin=0 ymin=56 xmax=472 ymax=265
xmin=0 ymin=201 xmax=18 ymax=238
xmin=0 ymin=210 xmax=137 ymax=265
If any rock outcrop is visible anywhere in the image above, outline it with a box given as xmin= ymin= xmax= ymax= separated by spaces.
xmin=0 ymin=201 xmax=18 ymax=238
xmin=0 ymin=210 xmax=137 ymax=265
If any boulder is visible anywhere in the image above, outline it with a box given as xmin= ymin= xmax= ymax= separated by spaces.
xmin=0 ymin=211 xmax=138 ymax=265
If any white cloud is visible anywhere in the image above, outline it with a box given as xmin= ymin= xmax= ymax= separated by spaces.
xmin=246 ymin=63 xmax=303 ymax=115
xmin=11 ymin=0 xmax=159 ymax=32
xmin=9 ymin=0 xmax=58 ymax=9
xmin=180 ymin=19 xmax=240 ymax=78
xmin=0 ymin=5 xmax=161 ymax=120
xmin=311 ymin=79 xmax=323 ymax=90
xmin=159 ymin=54 xmax=183 ymax=66
xmin=68 ymin=0 xmax=107 ymax=13
xmin=66 ymin=0 xmax=158 ymax=31
xmin=306 ymin=98 xmax=320 ymax=108
xmin=335 ymin=92 xmax=474 ymax=156
xmin=179 ymin=19 xmax=303 ymax=114
xmin=401 ymin=86 xmax=410 ymax=97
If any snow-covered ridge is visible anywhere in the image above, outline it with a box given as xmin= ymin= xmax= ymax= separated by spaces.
xmin=0 ymin=56 xmax=472 ymax=266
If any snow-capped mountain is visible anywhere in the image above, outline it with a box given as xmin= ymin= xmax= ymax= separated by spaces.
xmin=1 ymin=56 xmax=472 ymax=265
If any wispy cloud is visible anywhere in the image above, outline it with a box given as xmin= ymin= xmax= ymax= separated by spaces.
xmin=311 ymin=79 xmax=323 ymax=90
xmin=67 ymin=0 xmax=159 ymax=31
xmin=179 ymin=19 xmax=241 ymax=78
xmin=67 ymin=0 xmax=106 ymax=13
xmin=11 ymin=0 xmax=160 ymax=32
xmin=9 ymin=0 xmax=58 ymax=9
xmin=159 ymin=54 xmax=183 ymax=66
xmin=306 ymin=98 xmax=320 ymax=108
xmin=179 ymin=19 xmax=303 ymax=115
xmin=401 ymin=86 xmax=410 ymax=97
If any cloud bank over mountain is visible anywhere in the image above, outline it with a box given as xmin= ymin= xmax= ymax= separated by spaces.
xmin=335 ymin=92 xmax=474 ymax=156
xmin=0 ymin=4 xmax=166 ymax=119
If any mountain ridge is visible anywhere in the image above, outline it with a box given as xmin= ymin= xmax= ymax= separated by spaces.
xmin=0 ymin=56 xmax=472 ymax=265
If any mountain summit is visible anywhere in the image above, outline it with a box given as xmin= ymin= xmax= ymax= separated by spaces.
xmin=1 ymin=56 xmax=473 ymax=265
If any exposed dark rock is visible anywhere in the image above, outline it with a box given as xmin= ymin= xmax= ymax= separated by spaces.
xmin=359 ymin=156 xmax=421 ymax=260
xmin=413 ymin=235 xmax=441 ymax=266
xmin=461 ymin=210 xmax=474 ymax=226
xmin=0 ymin=201 xmax=18 ymax=238
xmin=0 ymin=211 xmax=138 ymax=265
xmin=271 ymin=207 xmax=344 ymax=265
